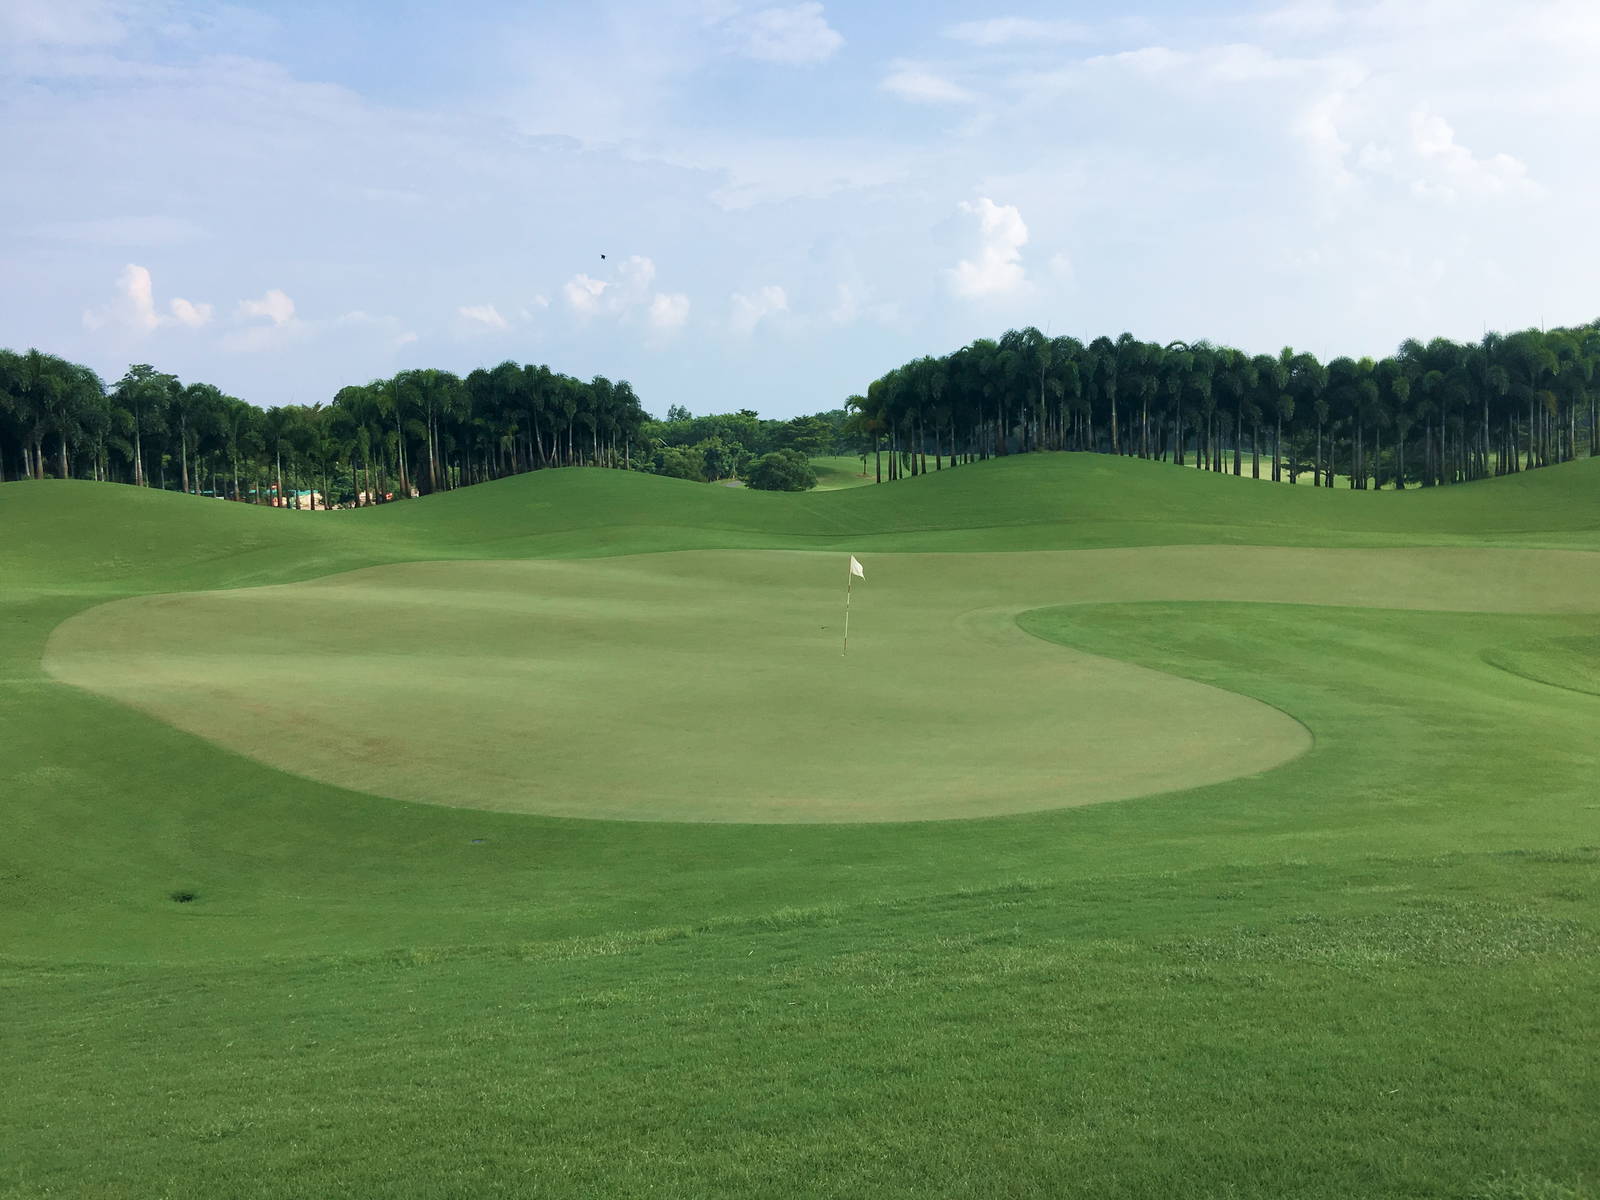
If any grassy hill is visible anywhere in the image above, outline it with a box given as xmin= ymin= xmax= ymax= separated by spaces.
xmin=3 ymin=455 xmax=1598 ymax=1198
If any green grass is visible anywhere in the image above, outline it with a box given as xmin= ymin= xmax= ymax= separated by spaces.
xmin=3 ymin=454 xmax=1599 ymax=1198
xmin=809 ymin=454 xmax=875 ymax=489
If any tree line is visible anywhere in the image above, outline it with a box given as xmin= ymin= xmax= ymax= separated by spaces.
xmin=0 ymin=353 xmax=658 ymax=505
xmin=845 ymin=324 xmax=1600 ymax=486
xmin=0 ymin=349 xmax=863 ymax=501
xmin=638 ymin=406 xmax=844 ymax=486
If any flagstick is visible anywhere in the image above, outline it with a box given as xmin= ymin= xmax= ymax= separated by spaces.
xmin=843 ymin=570 xmax=852 ymax=656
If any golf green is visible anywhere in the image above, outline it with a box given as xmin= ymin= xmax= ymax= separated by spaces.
xmin=43 ymin=544 xmax=1600 ymax=821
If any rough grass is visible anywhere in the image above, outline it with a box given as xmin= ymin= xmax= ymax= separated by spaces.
xmin=2 ymin=453 xmax=1599 ymax=1198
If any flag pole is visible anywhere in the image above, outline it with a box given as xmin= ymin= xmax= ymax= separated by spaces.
xmin=843 ymin=568 xmax=852 ymax=656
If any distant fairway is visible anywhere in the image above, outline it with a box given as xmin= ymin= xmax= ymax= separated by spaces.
xmin=808 ymin=454 xmax=874 ymax=490
xmin=6 ymin=454 xmax=1600 ymax=1199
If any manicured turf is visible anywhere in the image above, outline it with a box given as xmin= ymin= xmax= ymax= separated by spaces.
xmin=45 ymin=550 xmax=1316 ymax=821
xmin=809 ymin=454 xmax=875 ymax=489
xmin=3 ymin=454 xmax=1598 ymax=1198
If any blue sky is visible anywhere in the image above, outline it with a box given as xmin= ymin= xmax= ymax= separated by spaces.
xmin=4 ymin=1 xmax=1597 ymax=419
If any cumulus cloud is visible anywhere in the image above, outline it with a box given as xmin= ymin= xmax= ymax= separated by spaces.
xmin=943 ymin=17 xmax=1091 ymax=46
xmin=881 ymin=64 xmax=976 ymax=105
xmin=563 ymin=274 xmax=608 ymax=315
xmin=729 ymin=284 xmax=788 ymax=334
xmin=948 ymin=198 xmax=1029 ymax=298
xmin=458 ymin=303 xmax=509 ymax=331
xmin=728 ymin=3 xmax=843 ymax=64
xmin=222 ymin=288 xmax=306 ymax=351
xmin=82 ymin=263 xmax=212 ymax=334
xmin=1408 ymin=110 xmax=1536 ymax=200
xmin=168 ymin=296 xmax=213 ymax=328
xmin=564 ymin=256 xmax=689 ymax=334
xmin=238 ymin=288 xmax=296 ymax=325
xmin=648 ymin=292 xmax=691 ymax=331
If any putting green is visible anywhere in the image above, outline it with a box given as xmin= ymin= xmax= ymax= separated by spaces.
xmin=43 ymin=546 xmax=1600 ymax=822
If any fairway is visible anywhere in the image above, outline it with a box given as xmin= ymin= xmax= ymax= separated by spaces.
xmin=7 ymin=456 xmax=1600 ymax=1200
xmin=44 ymin=544 xmax=1600 ymax=821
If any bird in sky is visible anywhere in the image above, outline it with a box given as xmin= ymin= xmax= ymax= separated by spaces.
xmin=600 ymin=253 xmax=607 ymax=260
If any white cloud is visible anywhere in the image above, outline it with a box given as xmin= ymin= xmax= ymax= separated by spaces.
xmin=729 ymin=284 xmax=788 ymax=334
xmin=223 ymin=288 xmax=304 ymax=351
xmin=238 ymin=288 xmax=296 ymax=325
xmin=881 ymin=64 xmax=976 ymax=105
xmin=83 ymin=263 xmax=160 ymax=332
xmin=458 ymin=303 xmax=509 ymax=331
xmin=648 ymin=292 xmax=691 ymax=331
xmin=612 ymin=255 xmax=657 ymax=301
xmin=943 ymin=17 xmax=1091 ymax=46
xmin=728 ymin=3 xmax=843 ymax=65
xmin=168 ymin=297 xmax=213 ymax=328
xmin=948 ymin=198 xmax=1029 ymax=298
xmin=1408 ymin=110 xmax=1536 ymax=200
xmin=82 ymin=263 xmax=212 ymax=334
xmin=563 ymin=274 xmax=608 ymax=315
xmin=1294 ymin=84 xmax=1359 ymax=194
xmin=563 ymin=256 xmax=683 ymax=333
xmin=564 ymin=258 xmax=688 ymax=339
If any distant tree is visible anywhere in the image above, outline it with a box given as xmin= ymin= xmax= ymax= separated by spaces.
xmin=776 ymin=415 xmax=834 ymax=458
xmin=744 ymin=448 xmax=816 ymax=491
xmin=696 ymin=436 xmax=747 ymax=481
xmin=650 ymin=444 xmax=706 ymax=482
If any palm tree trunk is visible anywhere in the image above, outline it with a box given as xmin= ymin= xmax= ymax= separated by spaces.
xmin=133 ymin=415 xmax=144 ymax=486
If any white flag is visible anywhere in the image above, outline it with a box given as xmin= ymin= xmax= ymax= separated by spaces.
xmin=849 ymin=555 xmax=865 ymax=579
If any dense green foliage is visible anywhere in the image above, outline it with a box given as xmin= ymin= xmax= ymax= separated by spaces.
xmin=743 ymin=447 xmax=818 ymax=491
xmin=0 ymin=350 xmax=858 ymax=501
xmin=850 ymin=324 xmax=1600 ymax=488
xmin=0 ymin=351 xmax=651 ymax=503
xmin=641 ymin=409 xmax=848 ymax=482
xmin=3 ymin=456 xmax=1599 ymax=1197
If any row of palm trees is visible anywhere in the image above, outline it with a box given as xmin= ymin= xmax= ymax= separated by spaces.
xmin=0 ymin=352 xmax=647 ymax=505
xmin=845 ymin=324 xmax=1600 ymax=486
